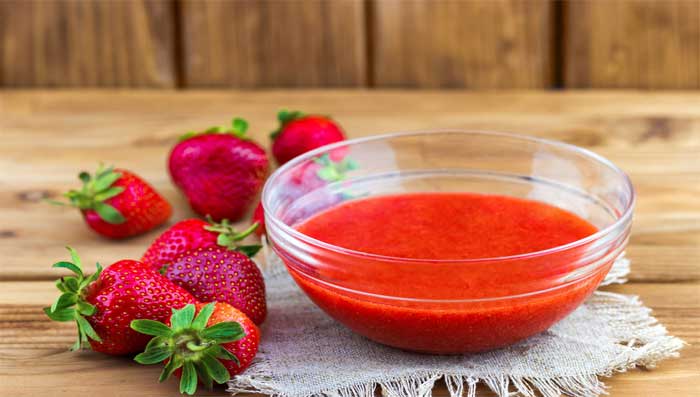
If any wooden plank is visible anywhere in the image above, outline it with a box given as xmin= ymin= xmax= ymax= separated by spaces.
xmin=371 ymin=0 xmax=553 ymax=88
xmin=0 ymin=281 xmax=696 ymax=396
xmin=1 ymin=90 xmax=699 ymax=282
xmin=565 ymin=0 xmax=700 ymax=89
xmin=0 ymin=0 xmax=176 ymax=87
xmin=180 ymin=0 xmax=366 ymax=87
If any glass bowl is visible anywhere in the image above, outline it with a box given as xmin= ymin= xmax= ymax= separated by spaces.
xmin=262 ymin=131 xmax=634 ymax=354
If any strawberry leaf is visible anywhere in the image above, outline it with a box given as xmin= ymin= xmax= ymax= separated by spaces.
xmin=201 ymin=352 xmax=230 ymax=384
xmin=159 ymin=356 xmax=183 ymax=382
xmin=63 ymin=277 xmax=80 ymax=292
xmin=43 ymin=307 xmax=76 ymax=322
xmin=50 ymin=292 xmax=77 ymax=312
xmin=94 ymin=186 xmax=124 ymax=201
xmin=78 ymin=263 xmax=102 ymax=289
xmin=232 ymin=118 xmax=249 ymax=135
xmin=170 ymin=304 xmax=196 ymax=332
xmin=76 ymin=301 xmax=96 ymax=316
xmin=93 ymin=170 xmax=122 ymax=192
xmin=67 ymin=246 xmax=83 ymax=270
xmin=47 ymin=248 xmax=106 ymax=351
xmin=180 ymin=361 xmax=198 ymax=395
xmin=52 ymin=261 xmax=83 ymax=277
xmin=191 ymin=302 xmax=215 ymax=331
xmin=94 ymin=202 xmax=126 ymax=224
xmin=134 ymin=345 xmax=172 ymax=365
xmin=212 ymin=345 xmax=240 ymax=365
xmin=145 ymin=335 xmax=168 ymax=351
xmin=194 ymin=362 xmax=214 ymax=390
xmin=76 ymin=314 xmax=102 ymax=342
xmin=201 ymin=321 xmax=245 ymax=343
xmin=131 ymin=319 xmax=174 ymax=337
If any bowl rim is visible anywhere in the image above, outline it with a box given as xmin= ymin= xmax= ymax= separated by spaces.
xmin=262 ymin=129 xmax=636 ymax=264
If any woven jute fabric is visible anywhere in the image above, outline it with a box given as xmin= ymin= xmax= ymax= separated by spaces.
xmin=229 ymin=249 xmax=683 ymax=397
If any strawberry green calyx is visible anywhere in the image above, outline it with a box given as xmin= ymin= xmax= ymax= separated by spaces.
xmin=131 ymin=303 xmax=244 ymax=395
xmin=55 ymin=165 xmax=126 ymax=224
xmin=180 ymin=118 xmax=250 ymax=142
xmin=44 ymin=247 xmax=103 ymax=351
xmin=314 ymin=153 xmax=358 ymax=182
xmin=270 ymin=109 xmax=305 ymax=139
xmin=203 ymin=216 xmax=262 ymax=257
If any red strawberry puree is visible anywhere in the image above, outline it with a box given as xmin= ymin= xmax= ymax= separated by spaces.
xmin=284 ymin=193 xmax=612 ymax=353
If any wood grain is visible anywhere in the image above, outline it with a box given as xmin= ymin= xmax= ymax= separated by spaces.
xmin=0 ymin=0 xmax=176 ymax=87
xmin=180 ymin=0 xmax=366 ymax=87
xmin=1 ymin=91 xmax=698 ymax=282
xmin=565 ymin=0 xmax=700 ymax=89
xmin=371 ymin=0 xmax=553 ymax=88
xmin=1 ymin=282 xmax=696 ymax=396
xmin=1 ymin=90 xmax=698 ymax=395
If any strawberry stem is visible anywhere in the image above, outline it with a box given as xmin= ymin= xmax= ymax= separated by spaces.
xmin=180 ymin=117 xmax=250 ymax=142
xmin=44 ymin=247 xmax=103 ymax=351
xmin=203 ymin=216 xmax=262 ymax=257
xmin=131 ymin=303 xmax=244 ymax=395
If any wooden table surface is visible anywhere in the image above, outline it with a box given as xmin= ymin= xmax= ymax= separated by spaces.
xmin=0 ymin=90 xmax=698 ymax=396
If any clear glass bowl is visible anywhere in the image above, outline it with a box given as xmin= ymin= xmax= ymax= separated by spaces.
xmin=262 ymin=131 xmax=634 ymax=353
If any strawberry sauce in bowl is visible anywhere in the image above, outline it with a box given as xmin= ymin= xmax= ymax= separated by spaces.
xmin=262 ymin=131 xmax=634 ymax=354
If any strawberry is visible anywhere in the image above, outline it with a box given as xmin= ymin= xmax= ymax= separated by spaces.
xmin=252 ymin=202 xmax=265 ymax=237
xmin=131 ymin=302 xmax=260 ymax=395
xmin=44 ymin=247 xmax=196 ymax=355
xmin=54 ymin=165 xmax=172 ymax=239
xmin=141 ymin=217 xmax=262 ymax=272
xmin=275 ymin=152 xmax=359 ymax=227
xmin=163 ymin=246 xmax=266 ymax=325
xmin=270 ymin=110 xmax=346 ymax=165
xmin=169 ymin=118 xmax=269 ymax=222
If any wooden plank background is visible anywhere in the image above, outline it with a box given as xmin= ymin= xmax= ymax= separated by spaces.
xmin=2 ymin=0 xmax=700 ymax=88
xmin=371 ymin=0 xmax=553 ymax=88
xmin=0 ymin=0 xmax=177 ymax=88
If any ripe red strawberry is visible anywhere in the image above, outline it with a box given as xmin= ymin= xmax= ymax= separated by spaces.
xmin=141 ymin=217 xmax=261 ymax=272
xmin=252 ymin=202 xmax=265 ymax=237
xmin=163 ymin=246 xmax=266 ymax=325
xmin=131 ymin=302 xmax=260 ymax=395
xmin=54 ymin=165 xmax=172 ymax=239
xmin=169 ymin=118 xmax=269 ymax=222
xmin=44 ymin=247 xmax=196 ymax=355
xmin=271 ymin=110 xmax=346 ymax=165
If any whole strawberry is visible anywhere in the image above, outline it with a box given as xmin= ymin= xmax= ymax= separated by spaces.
xmin=55 ymin=165 xmax=172 ymax=239
xmin=131 ymin=302 xmax=260 ymax=395
xmin=271 ymin=110 xmax=346 ymax=165
xmin=44 ymin=247 xmax=196 ymax=355
xmin=169 ymin=118 xmax=268 ymax=221
xmin=252 ymin=202 xmax=265 ymax=237
xmin=141 ymin=216 xmax=262 ymax=272
xmin=164 ymin=246 xmax=266 ymax=325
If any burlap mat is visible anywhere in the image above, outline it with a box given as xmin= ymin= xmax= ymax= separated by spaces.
xmin=229 ymin=248 xmax=682 ymax=397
